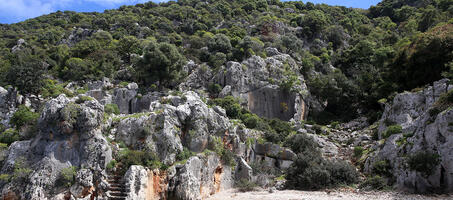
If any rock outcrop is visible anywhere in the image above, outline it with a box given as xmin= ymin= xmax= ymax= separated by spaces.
xmin=0 ymin=95 xmax=112 ymax=199
xmin=180 ymin=50 xmax=311 ymax=122
xmin=0 ymin=87 xmax=19 ymax=128
xmin=365 ymin=79 xmax=453 ymax=193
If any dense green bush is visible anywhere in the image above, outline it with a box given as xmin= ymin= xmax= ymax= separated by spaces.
xmin=354 ymin=146 xmax=364 ymax=158
xmin=176 ymin=147 xmax=195 ymax=161
xmin=286 ymin=150 xmax=358 ymax=190
xmin=40 ymin=79 xmax=74 ymax=98
xmin=12 ymin=158 xmax=32 ymax=182
xmin=407 ymin=151 xmax=440 ymax=176
xmin=118 ymin=149 xmax=162 ymax=174
xmin=10 ymin=105 xmax=39 ymax=129
xmin=6 ymin=51 xmax=46 ymax=94
xmin=359 ymin=176 xmax=388 ymax=191
xmin=284 ymin=133 xmax=318 ymax=154
xmin=0 ymin=129 xmax=21 ymax=145
xmin=207 ymin=83 xmax=222 ymax=95
xmin=372 ymin=160 xmax=392 ymax=176
xmin=59 ymin=166 xmax=77 ymax=187
xmin=134 ymin=41 xmax=186 ymax=87
xmin=75 ymin=96 xmax=94 ymax=104
xmin=104 ymin=104 xmax=120 ymax=115
xmin=382 ymin=125 xmax=402 ymax=138
xmin=285 ymin=133 xmax=358 ymax=190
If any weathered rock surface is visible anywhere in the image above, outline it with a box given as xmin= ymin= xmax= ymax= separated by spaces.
xmin=0 ymin=95 xmax=112 ymax=199
xmin=180 ymin=51 xmax=312 ymax=122
xmin=169 ymin=154 xmax=233 ymax=200
xmin=366 ymin=79 xmax=453 ymax=193
xmin=113 ymin=84 xmax=138 ymax=114
xmin=0 ymin=87 xmax=19 ymax=128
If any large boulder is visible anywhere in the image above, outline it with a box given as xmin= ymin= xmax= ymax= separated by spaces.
xmin=113 ymin=83 xmax=138 ymax=114
xmin=169 ymin=154 xmax=233 ymax=200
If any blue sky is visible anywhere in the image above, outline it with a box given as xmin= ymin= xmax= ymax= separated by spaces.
xmin=0 ymin=0 xmax=382 ymax=24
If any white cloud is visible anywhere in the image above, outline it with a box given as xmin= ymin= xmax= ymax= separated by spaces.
xmin=0 ymin=0 xmax=53 ymax=21
xmin=0 ymin=0 xmax=166 ymax=23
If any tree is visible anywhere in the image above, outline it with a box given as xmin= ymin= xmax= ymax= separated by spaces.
xmin=294 ymin=10 xmax=329 ymax=38
xmin=117 ymin=36 xmax=141 ymax=63
xmin=61 ymin=58 xmax=91 ymax=81
xmin=135 ymin=41 xmax=186 ymax=87
xmin=280 ymin=34 xmax=303 ymax=54
xmin=0 ymin=58 xmax=10 ymax=86
xmin=208 ymin=34 xmax=232 ymax=54
xmin=7 ymin=51 xmax=46 ymax=94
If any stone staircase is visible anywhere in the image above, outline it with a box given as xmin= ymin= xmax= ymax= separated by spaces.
xmin=106 ymin=174 xmax=129 ymax=200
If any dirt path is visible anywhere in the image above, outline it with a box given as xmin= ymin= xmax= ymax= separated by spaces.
xmin=207 ymin=189 xmax=453 ymax=200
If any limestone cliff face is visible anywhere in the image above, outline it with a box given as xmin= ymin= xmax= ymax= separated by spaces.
xmin=0 ymin=83 xmax=297 ymax=199
xmin=1 ymin=95 xmax=112 ymax=199
xmin=366 ymin=79 xmax=453 ymax=193
xmin=179 ymin=49 xmax=314 ymax=122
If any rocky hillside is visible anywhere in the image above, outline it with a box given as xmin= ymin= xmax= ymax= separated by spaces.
xmin=0 ymin=0 xmax=453 ymax=199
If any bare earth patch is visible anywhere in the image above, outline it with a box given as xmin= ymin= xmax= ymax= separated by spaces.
xmin=207 ymin=189 xmax=453 ymax=200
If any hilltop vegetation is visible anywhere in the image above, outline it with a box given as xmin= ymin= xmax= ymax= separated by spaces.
xmin=0 ymin=0 xmax=452 ymax=124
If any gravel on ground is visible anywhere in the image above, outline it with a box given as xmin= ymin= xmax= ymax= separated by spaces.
xmin=206 ymin=189 xmax=453 ymax=200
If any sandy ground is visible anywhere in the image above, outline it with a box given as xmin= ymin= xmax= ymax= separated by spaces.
xmin=206 ymin=189 xmax=453 ymax=200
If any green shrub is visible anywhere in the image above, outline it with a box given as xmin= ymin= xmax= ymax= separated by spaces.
xmin=208 ymin=136 xmax=235 ymax=166
xmin=359 ymin=176 xmax=387 ymax=190
xmin=330 ymin=121 xmax=340 ymax=128
xmin=75 ymin=87 xmax=88 ymax=95
xmin=372 ymin=160 xmax=392 ymax=176
xmin=235 ymin=178 xmax=257 ymax=192
xmin=119 ymin=81 xmax=129 ymax=87
xmin=119 ymin=149 xmax=161 ymax=174
xmin=383 ymin=125 xmax=402 ymax=138
xmin=61 ymin=103 xmax=81 ymax=126
xmin=41 ymin=79 xmax=74 ymax=98
xmin=104 ymin=103 xmax=120 ymax=115
xmin=176 ymin=147 xmax=195 ymax=161
xmin=208 ymin=96 xmax=242 ymax=119
xmin=431 ymin=90 xmax=453 ymax=114
xmin=10 ymin=105 xmax=39 ymax=128
xmin=240 ymin=113 xmax=261 ymax=129
xmin=284 ymin=133 xmax=318 ymax=154
xmin=327 ymin=160 xmax=359 ymax=185
xmin=208 ymin=136 xmax=224 ymax=156
xmin=12 ymin=158 xmax=32 ymax=182
xmin=264 ymin=118 xmax=293 ymax=143
xmin=59 ymin=166 xmax=77 ymax=187
xmin=221 ymin=149 xmax=235 ymax=166
xmin=0 ymin=124 xmax=4 ymax=134
xmin=285 ymin=136 xmax=358 ymax=190
xmin=75 ymin=96 xmax=94 ymax=104
xmin=106 ymin=160 xmax=117 ymax=171
xmin=0 ymin=129 xmax=21 ymax=145
xmin=0 ymin=174 xmax=10 ymax=182
xmin=353 ymin=146 xmax=364 ymax=158
xmin=407 ymin=151 xmax=440 ymax=176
